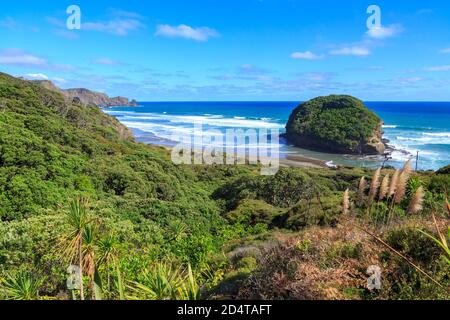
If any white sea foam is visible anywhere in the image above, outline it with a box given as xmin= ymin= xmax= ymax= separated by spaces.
xmin=165 ymin=115 xmax=283 ymax=128
xmin=122 ymin=115 xmax=161 ymax=121
xmin=121 ymin=120 xmax=282 ymax=149
xmin=108 ymin=111 xmax=284 ymax=129
xmin=423 ymin=132 xmax=450 ymax=138
xmin=395 ymin=135 xmax=450 ymax=144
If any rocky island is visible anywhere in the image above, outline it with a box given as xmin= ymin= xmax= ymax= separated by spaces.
xmin=285 ymin=95 xmax=386 ymax=155
xmin=33 ymin=80 xmax=138 ymax=108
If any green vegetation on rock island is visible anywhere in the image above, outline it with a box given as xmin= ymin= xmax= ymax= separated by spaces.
xmin=286 ymin=95 xmax=386 ymax=155
xmin=0 ymin=73 xmax=449 ymax=300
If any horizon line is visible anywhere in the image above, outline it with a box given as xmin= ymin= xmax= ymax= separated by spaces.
xmin=128 ymin=100 xmax=450 ymax=103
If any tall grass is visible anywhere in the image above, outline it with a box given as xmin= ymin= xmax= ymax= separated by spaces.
xmin=379 ymin=174 xmax=390 ymax=201
xmin=345 ymin=161 xmax=417 ymax=226
xmin=368 ymin=168 xmax=381 ymax=207
xmin=388 ymin=169 xmax=400 ymax=198
xmin=357 ymin=176 xmax=367 ymax=207
xmin=342 ymin=189 xmax=350 ymax=215
xmin=407 ymin=186 xmax=424 ymax=214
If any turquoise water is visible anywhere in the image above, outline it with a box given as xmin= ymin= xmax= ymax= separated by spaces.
xmin=104 ymin=101 xmax=450 ymax=170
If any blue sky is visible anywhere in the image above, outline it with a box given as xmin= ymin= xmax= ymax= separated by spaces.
xmin=1 ymin=0 xmax=450 ymax=101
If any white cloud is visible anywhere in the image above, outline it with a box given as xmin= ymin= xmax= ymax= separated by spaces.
xmin=0 ymin=49 xmax=46 ymax=66
xmin=397 ymin=77 xmax=423 ymax=85
xmin=302 ymin=72 xmax=334 ymax=81
xmin=439 ymin=48 xmax=450 ymax=54
xmin=22 ymin=73 xmax=66 ymax=84
xmin=46 ymin=17 xmax=65 ymax=28
xmin=23 ymin=73 xmax=49 ymax=80
xmin=424 ymin=65 xmax=450 ymax=72
xmin=212 ymin=64 xmax=274 ymax=82
xmin=0 ymin=17 xmax=20 ymax=30
xmin=354 ymin=66 xmax=384 ymax=71
xmin=238 ymin=64 xmax=268 ymax=74
xmin=83 ymin=19 xmax=145 ymax=36
xmin=0 ymin=48 xmax=73 ymax=72
xmin=366 ymin=24 xmax=404 ymax=39
xmin=93 ymin=58 xmax=124 ymax=66
xmin=290 ymin=51 xmax=324 ymax=60
xmin=0 ymin=17 xmax=39 ymax=32
xmin=52 ymin=77 xmax=67 ymax=84
xmin=329 ymin=46 xmax=371 ymax=56
xmin=108 ymin=9 xmax=143 ymax=19
xmin=155 ymin=24 xmax=219 ymax=42
xmin=47 ymin=10 xmax=144 ymax=37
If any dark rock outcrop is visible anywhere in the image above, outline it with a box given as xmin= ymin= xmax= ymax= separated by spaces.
xmin=285 ymin=95 xmax=385 ymax=155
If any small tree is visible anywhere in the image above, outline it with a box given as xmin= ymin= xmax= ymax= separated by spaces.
xmin=61 ymin=197 xmax=90 ymax=300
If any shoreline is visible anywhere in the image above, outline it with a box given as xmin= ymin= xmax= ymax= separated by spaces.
xmin=104 ymin=102 xmax=450 ymax=171
xmin=130 ymin=129 xmax=425 ymax=171
xmin=157 ymin=145 xmax=329 ymax=169
xmin=151 ymin=140 xmax=440 ymax=172
xmin=107 ymin=111 xmax=442 ymax=172
xmin=280 ymin=154 xmax=327 ymax=169
xmin=134 ymin=132 xmax=396 ymax=170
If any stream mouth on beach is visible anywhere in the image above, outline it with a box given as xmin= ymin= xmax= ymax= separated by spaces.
xmin=104 ymin=101 xmax=450 ymax=171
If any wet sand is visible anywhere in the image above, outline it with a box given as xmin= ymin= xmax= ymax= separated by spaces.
xmin=159 ymin=145 xmax=328 ymax=169
xmin=280 ymin=154 xmax=327 ymax=168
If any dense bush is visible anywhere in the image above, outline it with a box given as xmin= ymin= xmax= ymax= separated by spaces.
xmin=285 ymin=95 xmax=383 ymax=154
xmin=0 ymin=73 xmax=448 ymax=300
xmin=224 ymin=199 xmax=283 ymax=226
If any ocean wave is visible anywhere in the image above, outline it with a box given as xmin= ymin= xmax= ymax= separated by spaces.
xmin=167 ymin=116 xmax=283 ymax=128
xmin=382 ymin=124 xmax=437 ymax=131
xmin=423 ymin=132 xmax=450 ymax=138
xmin=389 ymin=148 xmax=439 ymax=162
xmin=109 ymin=110 xmax=284 ymax=129
xmin=122 ymin=120 xmax=282 ymax=146
xmin=395 ymin=135 xmax=450 ymax=145
xmin=389 ymin=150 xmax=413 ymax=162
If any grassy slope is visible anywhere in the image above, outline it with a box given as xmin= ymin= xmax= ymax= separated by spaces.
xmin=0 ymin=73 xmax=449 ymax=300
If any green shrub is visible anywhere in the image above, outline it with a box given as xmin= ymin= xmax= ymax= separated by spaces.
xmin=224 ymin=199 xmax=283 ymax=226
xmin=286 ymin=95 xmax=382 ymax=154
xmin=274 ymin=194 xmax=341 ymax=230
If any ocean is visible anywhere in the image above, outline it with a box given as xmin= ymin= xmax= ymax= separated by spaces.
xmin=104 ymin=101 xmax=450 ymax=171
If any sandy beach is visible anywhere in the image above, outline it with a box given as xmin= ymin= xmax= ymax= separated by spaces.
xmin=160 ymin=145 xmax=328 ymax=169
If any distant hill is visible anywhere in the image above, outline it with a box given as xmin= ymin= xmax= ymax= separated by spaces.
xmin=33 ymin=79 xmax=138 ymax=107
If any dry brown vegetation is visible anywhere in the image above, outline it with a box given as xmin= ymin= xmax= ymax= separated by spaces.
xmin=226 ymin=215 xmax=449 ymax=300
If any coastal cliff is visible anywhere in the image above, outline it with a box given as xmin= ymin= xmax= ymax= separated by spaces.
xmin=34 ymin=80 xmax=138 ymax=108
xmin=285 ymin=95 xmax=386 ymax=155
